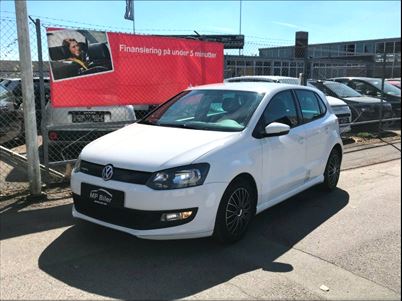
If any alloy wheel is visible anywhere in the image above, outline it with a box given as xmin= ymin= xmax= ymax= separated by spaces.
xmin=225 ymin=187 xmax=252 ymax=236
xmin=327 ymin=153 xmax=341 ymax=187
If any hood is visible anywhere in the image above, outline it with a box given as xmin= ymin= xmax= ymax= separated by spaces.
xmin=343 ymin=96 xmax=387 ymax=104
xmin=80 ymin=123 xmax=240 ymax=172
xmin=326 ymin=96 xmax=347 ymax=106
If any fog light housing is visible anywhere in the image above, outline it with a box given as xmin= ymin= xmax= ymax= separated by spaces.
xmin=161 ymin=210 xmax=193 ymax=222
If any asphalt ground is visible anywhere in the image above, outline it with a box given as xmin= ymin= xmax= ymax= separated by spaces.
xmin=0 ymin=143 xmax=401 ymax=300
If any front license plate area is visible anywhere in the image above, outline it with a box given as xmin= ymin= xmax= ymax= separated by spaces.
xmin=81 ymin=183 xmax=124 ymax=208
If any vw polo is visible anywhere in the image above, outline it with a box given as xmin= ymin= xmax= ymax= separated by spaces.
xmin=71 ymin=83 xmax=343 ymax=243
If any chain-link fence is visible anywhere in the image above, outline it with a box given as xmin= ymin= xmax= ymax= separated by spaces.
xmin=1 ymin=16 xmax=42 ymax=195
xmin=1 ymin=15 xmax=401 ymax=196
xmin=224 ymin=41 xmax=401 ymax=134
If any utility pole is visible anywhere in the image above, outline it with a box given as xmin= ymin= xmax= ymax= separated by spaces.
xmin=132 ymin=6 xmax=135 ymax=34
xmin=378 ymin=51 xmax=387 ymax=133
xmin=295 ymin=31 xmax=309 ymax=85
xmin=15 ymin=0 xmax=43 ymax=197
xmin=238 ymin=0 xmax=242 ymax=56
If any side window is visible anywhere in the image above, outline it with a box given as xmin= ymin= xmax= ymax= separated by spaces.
xmin=314 ymin=93 xmax=327 ymax=114
xmin=350 ymin=81 xmax=366 ymax=93
xmin=263 ymin=90 xmax=299 ymax=128
xmin=354 ymin=80 xmax=378 ymax=96
xmin=295 ymin=90 xmax=322 ymax=123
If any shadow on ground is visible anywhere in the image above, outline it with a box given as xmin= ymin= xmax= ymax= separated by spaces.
xmin=0 ymin=201 xmax=74 ymax=240
xmin=37 ymin=187 xmax=349 ymax=300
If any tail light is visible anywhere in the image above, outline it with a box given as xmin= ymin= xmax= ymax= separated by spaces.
xmin=49 ymin=131 xmax=58 ymax=141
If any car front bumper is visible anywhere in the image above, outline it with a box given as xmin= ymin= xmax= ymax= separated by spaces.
xmin=71 ymin=171 xmax=228 ymax=240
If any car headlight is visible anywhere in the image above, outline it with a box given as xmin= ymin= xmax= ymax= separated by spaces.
xmin=146 ymin=163 xmax=210 ymax=190
xmin=73 ymin=157 xmax=81 ymax=173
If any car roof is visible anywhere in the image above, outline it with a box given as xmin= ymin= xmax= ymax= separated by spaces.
xmin=188 ymin=82 xmax=315 ymax=94
xmin=226 ymin=75 xmax=299 ymax=81
xmin=331 ymin=77 xmax=382 ymax=81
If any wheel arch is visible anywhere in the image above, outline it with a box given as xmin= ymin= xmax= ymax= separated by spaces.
xmin=228 ymin=172 xmax=259 ymax=206
xmin=332 ymin=143 xmax=343 ymax=161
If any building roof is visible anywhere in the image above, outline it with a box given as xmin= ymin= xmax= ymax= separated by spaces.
xmin=259 ymin=37 xmax=401 ymax=50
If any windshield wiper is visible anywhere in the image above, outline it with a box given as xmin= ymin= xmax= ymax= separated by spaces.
xmin=158 ymin=123 xmax=198 ymax=129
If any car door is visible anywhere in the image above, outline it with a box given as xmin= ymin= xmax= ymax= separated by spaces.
xmin=258 ymin=90 xmax=307 ymax=204
xmin=294 ymin=89 xmax=330 ymax=180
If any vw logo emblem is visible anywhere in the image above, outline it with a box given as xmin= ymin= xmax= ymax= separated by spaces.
xmin=102 ymin=164 xmax=114 ymax=181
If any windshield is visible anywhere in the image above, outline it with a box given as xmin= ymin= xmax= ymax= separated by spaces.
xmin=365 ymin=78 xmax=401 ymax=96
xmin=139 ymin=89 xmax=265 ymax=132
xmin=324 ymin=82 xmax=362 ymax=98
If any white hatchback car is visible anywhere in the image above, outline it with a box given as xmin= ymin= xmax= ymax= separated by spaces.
xmin=71 ymin=83 xmax=343 ymax=243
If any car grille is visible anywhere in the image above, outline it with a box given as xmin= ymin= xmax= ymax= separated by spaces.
xmin=73 ymin=193 xmax=197 ymax=230
xmin=80 ymin=160 xmax=152 ymax=185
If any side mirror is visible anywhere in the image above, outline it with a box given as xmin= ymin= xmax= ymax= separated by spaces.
xmin=264 ymin=122 xmax=290 ymax=137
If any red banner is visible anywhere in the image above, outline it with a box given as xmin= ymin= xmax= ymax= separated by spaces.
xmin=47 ymin=29 xmax=224 ymax=107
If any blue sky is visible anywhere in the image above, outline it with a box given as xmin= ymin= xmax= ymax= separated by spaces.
xmin=1 ymin=0 xmax=401 ymax=46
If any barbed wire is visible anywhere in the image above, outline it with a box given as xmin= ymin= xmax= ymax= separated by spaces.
xmin=1 ymin=12 xmax=295 ymax=46
xmin=1 ymin=14 xmax=399 ymax=60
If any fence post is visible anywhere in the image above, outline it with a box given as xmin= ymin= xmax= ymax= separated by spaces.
xmin=15 ymin=0 xmax=43 ymax=197
xmin=33 ymin=18 xmax=50 ymax=183
xmin=378 ymin=51 xmax=386 ymax=134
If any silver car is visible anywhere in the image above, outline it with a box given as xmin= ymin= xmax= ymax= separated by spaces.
xmin=46 ymin=102 xmax=136 ymax=161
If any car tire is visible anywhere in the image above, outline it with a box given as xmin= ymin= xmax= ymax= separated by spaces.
xmin=322 ymin=148 xmax=342 ymax=191
xmin=214 ymin=177 xmax=256 ymax=243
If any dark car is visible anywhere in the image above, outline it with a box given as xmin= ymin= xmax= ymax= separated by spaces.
xmin=0 ymin=77 xmax=50 ymax=133
xmin=331 ymin=77 xmax=401 ymax=117
xmin=0 ymin=82 xmax=24 ymax=144
xmin=308 ymin=80 xmax=393 ymax=130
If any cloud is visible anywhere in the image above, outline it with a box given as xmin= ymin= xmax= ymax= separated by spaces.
xmin=271 ymin=21 xmax=299 ymax=29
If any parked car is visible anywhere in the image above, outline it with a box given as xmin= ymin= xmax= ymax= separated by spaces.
xmin=0 ymin=82 xmax=23 ymax=144
xmin=225 ymin=76 xmax=351 ymax=132
xmin=0 ymin=77 xmax=50 ymax=133
xmin=71 ymin=82 xmax=343 ymax=242
xmin=331 ymin=77 xmax=401 ymax=117
xmin=308 ymin=80 xmax=393 ymax=130
xmin=386 ymin=78 xmax=401 ymax=89
xmin=46 ymin=102 xmax=136 ymax=162
xmin=0 ymin=78 xmax=137 ymax=161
